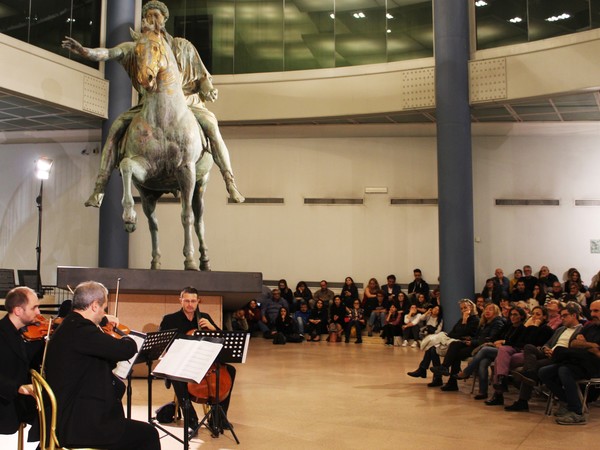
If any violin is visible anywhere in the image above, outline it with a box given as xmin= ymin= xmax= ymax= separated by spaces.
xmin=22 ymin=315 xmax=62 ymax=341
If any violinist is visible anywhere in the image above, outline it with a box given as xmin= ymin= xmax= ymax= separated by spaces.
xmin=0 ymin=287 xmax=43 ymax=442
xmin=159 ymin=286 xmax=236 ymax=435
xmin=44 ymin=281 xmax=160 ymax=450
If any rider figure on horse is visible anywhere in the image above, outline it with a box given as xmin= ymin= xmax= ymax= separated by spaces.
xmin=62 ymin=0 xmax=244 ymax=207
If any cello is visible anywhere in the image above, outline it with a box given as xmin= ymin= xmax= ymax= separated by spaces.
xmin=186 ymin=311 xmax=232 ymax=404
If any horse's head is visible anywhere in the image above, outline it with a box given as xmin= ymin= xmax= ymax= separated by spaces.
xmin=131 ymin=25 xmax=168 ymax=92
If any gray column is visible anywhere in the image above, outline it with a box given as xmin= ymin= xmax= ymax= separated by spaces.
xmin=98 ymin=0 xmax=136 ymax=268
xmin=434 ymin=0 xmax=475 ymax=329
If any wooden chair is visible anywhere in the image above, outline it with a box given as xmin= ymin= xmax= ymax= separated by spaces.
xmin=29 ymin=369 xmax=103 ymax=450
xmin=17 ymin=422 xmax=25 ymax=450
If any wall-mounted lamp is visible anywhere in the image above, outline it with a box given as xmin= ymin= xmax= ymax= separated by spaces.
xmin=35 ymin=157 xmax=53 ymax=180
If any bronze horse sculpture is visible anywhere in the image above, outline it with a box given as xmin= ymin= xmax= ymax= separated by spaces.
xmin=121 ymin=26 xmax=213 ymax=270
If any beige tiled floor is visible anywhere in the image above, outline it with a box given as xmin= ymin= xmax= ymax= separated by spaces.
xmin=3 ymin=336 xmax=597 ymax=449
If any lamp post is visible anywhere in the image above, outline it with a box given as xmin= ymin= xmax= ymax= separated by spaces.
xmin=35 ymin=157 xmax=53 ymax=297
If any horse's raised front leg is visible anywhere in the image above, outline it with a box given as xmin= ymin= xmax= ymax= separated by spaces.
xmin=139 ymin=189 xmax=162 ymax=270
xmin=177 ymin=163 xmax=198 ymax=271
xmin=120 ymin=157 xmax=147 ymax=233
xmin=192 ymin=175 xmax=210 ymax=271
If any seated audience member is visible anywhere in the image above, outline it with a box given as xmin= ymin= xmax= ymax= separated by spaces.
xmin=564 ymin=282 xmax=587 ymax=308
xmin=402 ymin=304 xmax=422 ymax=347
xmin=509 ymin=269 xmax=523 ymax=293
xmin=418 ymin=305 xmax=444 ymax=341
xmin=293 ymin=302 xmax=311 ymax=336
xmin=407 ymin=299 xmax=479 ymax=384
xmin=261 ymin=289 xmax=290 ymax=332
xmin=345 ymin=299 xmax=365 ymax=344
xmin=367 ymin=291 xmax=389 ymax=336
xmin=546 ymin=282 xmax=566 ymax=304
xmin=510 ymin=280 xmax=531 ymax=302
xmin=475 ymin=294 xmax=486 ymax=317
xmin=433 ymin=303 xmax=504 ymax=392
xmin=413 ymin=293 xmax=432 ymax=314
xmin=455 ymin=307 xmax=527 ymax=401
xmin=382 ymin=304 xmax=403 ymax=346
xmin=493 ymin=268 xmax=510 ymax=297
xmin=408 ymin=268 xmax=430 ymax=301
xmin=362 ymin=278 xmax=380 ymax=319
xmin=499 ymin=297 xmax=511 ymax=319
xmin=273 ymin=307 xmax=303 ymax=343
xmin=545 ymin=299 xmax=563 ymax=330
xmin=481 ymin=278 xmax=502 ymax=305
xmin=231 ymin=308 xmax=249 ymax=332
xmin=538 ymin=300 xmax=600 ymax=425
xmin=328 ymin=295 xmax=347 ymax=341
xmin=563 ymin=269 xmax=588 ymax=295
xmin=430 ymin=288 xmax=441 ymax=308
xmin=487 ymin=306 xmax=553 ymax=396
xmin=519 ymin=265 xmax=539 ymax=294
xmin=505 ymin=303 xmax=583 ymax=412
xmin=528 ymin=284 xmax=545 ymax=310
xmin=292 ymin=281 xmax=313 ymax=312
xmin=244 ymin=299 xmax=270 ymax=335
xmin=588 ymin=270 xmax=600 ymax=298
xmin=312 ymin=280 xmax=335 ymax=310
xmin=341 ymin=276 xmax=359 ymax=309
xmin=396 ymin=292 xmax=411 ymax=315
xmin=306 ymin=299 xmax=329 ymax=341
xmin=382 ymin=274 xmax=403 ymax=303
xmin=278 ymin=279 xmax=295 ymax=305
xmin=538 ymin=266 xmax=559 ymax=292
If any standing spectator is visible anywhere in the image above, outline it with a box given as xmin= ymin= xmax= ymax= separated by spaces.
xmin=408 ymin=269 xmax=430 ymax=301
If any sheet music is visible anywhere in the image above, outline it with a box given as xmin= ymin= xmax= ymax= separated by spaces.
xmin=113 ymin=331 xmax=146 ymax=379
xmin=152 ymin=338 xmax=223 ymax=383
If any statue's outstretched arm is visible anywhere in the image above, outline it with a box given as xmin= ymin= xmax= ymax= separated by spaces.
xmin=62 ymin=36 xmax=126 ymax=62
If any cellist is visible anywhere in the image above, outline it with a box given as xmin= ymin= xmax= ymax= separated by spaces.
xmin=159 ymin=286 xmax=237 ymax=436
xmin=0 ymin=287 xmax=44 ymax=443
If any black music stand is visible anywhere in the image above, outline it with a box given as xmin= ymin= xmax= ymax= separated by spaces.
xmin=126 ymin=329 xmax=177 ymax=422
xmin=188 ymin=330 xmax=250 ymax=444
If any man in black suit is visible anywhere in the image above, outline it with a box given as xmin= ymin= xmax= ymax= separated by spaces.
xmin=45 ymin=281 xmax=160 ymax=450
xmin=0 ymin=287 xmax=43 ymax=441
xmin=159 ymin=286 xmax=236 ymax=436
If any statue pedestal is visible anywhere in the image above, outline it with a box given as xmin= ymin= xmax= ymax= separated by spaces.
xmin=56 ymin=266 xmax=263 ymax=332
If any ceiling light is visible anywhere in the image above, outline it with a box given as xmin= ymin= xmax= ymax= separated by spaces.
xmin=330 ymin=13 xmax=335 ymax=19
xmin=475 ymin=1 xmax=488 ymax=6
xmin=509 ymin=17 xmax=522 ymax=23
xmin=546 ymin=13 xmax=570 ymax=22
xmin=386 ymin=13 xmax=394 ymax=19
xmin=365 ymin=187 xmax=388 ymax=194
xmin=353 ymin=12 xmax=366 ymax=19
xmin=387 ymin=29 xmax=391 ymax=33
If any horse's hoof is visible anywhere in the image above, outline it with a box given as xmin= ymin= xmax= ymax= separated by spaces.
xmin=124 ymin=222 xmax=136 ymax=233
xmin=226 ymin=184 xmax=245 ymax=203
xmin=184 ymin=261 xmax=199 ymax=271
xmin=85 ymin=193 xmax=104 ymax=208
xmin=200 ymin=260 xmax=211 ymax=271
